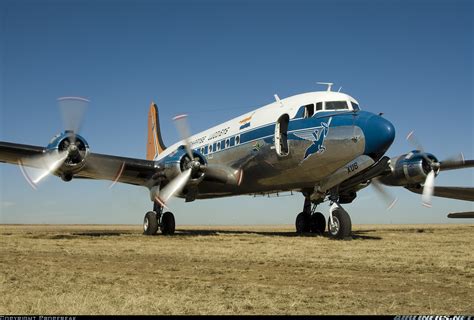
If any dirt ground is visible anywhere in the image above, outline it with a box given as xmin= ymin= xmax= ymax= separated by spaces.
xmin=0 ymin=224 xmax=473 ymax=315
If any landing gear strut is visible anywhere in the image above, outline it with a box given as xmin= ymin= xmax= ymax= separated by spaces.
xmin=296 ymin=195 xmax=352 ymax=239
xmin=327 ymin=202 xmax=352 ymax=240
xmin=296 ymin=198 xmax=326 ymax=234
xmin=143 ymin=201 xmax=176 ymax=235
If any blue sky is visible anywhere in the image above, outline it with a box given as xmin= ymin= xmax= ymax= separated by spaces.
xmin=1 ymin=0 xmax=472 ymax=225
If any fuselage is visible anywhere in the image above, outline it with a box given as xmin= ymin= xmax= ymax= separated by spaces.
xmin=158 ymin=91 xmax=395 ymax=198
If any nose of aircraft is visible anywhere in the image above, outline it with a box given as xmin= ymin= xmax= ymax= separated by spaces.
xmin=363 ymin=114 xmax=396 ymax=160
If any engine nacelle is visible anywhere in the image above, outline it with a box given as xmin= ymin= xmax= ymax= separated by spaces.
xmin=378 ymin=151 xmax=438 ymax=186
xmin=162 ymin=146 xmax=207 ymax=183
xmin=46 ymin=131 xmax=90 ymax=179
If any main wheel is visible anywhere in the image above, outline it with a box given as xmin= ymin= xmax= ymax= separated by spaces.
xmin=143 ymin=211 xmax=158 ymax=235
xmin=295 ymin=212 xmax=311 ymax=233
xmin=310 ymin=212 xmax=326 ymax=234
xmin=161 ymin=211 xmax=175 ymax=235
xmin=327 ymin=208 xmax=352 ymax=239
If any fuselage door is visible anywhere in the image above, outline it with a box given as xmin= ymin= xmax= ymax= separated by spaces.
xmin=275 ymin=114 xmax=289 ymax=157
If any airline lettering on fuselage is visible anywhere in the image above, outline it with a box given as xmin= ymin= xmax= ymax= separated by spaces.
xmin=208 ymin=127 xmax=230 ymax=141
xmin=190 ymin=136 xmax=207 ymax=146
xmin=293 ymin=117 xmax=332 ymax=162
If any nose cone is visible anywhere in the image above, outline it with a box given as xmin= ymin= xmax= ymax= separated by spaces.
xmin=364 ymin=115 xmax=395 ymax=160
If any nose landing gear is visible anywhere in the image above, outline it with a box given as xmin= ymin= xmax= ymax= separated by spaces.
xmin=296 ymin=196 xmax=352 ymax=239
xmin=327 ymin=202 xmax=352 ymax=239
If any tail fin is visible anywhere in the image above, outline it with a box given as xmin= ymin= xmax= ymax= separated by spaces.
xmin=146 ymin=102 xmax=167 ymax=160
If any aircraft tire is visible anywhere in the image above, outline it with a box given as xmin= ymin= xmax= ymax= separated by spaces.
xmin=161 ymin=211 xmax=175 ymax=235
xmin=310 ymin=212 xmax=326 ymax=234
xmin=296 ymin=212 xmax=311 ymax=233
xmin=143 ymin=211 xmax=158 ymax=235
xmin=327 ymin=208 xmax=352 ymax=239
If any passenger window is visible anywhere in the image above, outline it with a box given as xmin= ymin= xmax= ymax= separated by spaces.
xmin=325 ymin=101 xmax=348 ymax=110
xmin=235 ymin=135 xmax=240 ymax=145
xmin=316 ymin=102 xmax=323 ymax=111
xmin=209 ymin=144 xmax=213 ymax=153
xmin=225 ymin=139 xmax=230 ymax=148
xmin=303 ymin=104 xmax=314 ymax=118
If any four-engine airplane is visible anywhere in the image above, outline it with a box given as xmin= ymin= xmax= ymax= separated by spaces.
xmin=1 ymin=83 xmax=473 ymax=238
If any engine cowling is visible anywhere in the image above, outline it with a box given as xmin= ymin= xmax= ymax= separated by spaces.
xmin=378 ymin=151 xmax=438 ymax=186
xmin=162 ymin=146 xmax=207 ymax=183
xmin=46 ymin=131 xmax=90 ymax=180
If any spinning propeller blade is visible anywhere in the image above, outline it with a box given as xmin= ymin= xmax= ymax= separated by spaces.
xmin=153 ymin=169 xmax=192 ymax=207
xmin=421 ymin=170 xmax=435 ymax=207
xmin=19 ymin=97 xmax=90 ymax=189
xmin=371 ymin=178 xmax=398 ymax=210
xmin=58 ymin=97 xmax=89 ymax=135
xmin=19 ymin=151 xmax=68 ymax=189
xmin=173 ymin=114 xmax=194 ymax=160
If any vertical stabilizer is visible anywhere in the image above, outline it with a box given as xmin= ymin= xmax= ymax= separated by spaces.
xmin=146 ymin=102 xmax=167 ymax=160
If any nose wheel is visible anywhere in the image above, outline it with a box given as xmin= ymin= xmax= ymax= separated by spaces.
xmin=327 ymin=203 xmax=352 ymax=239
xmin=143 ymin=202 xmax=176 ymax=235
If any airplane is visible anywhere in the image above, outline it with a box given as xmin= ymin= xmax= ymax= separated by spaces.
xmin=1 ymin=83 xmax=473 ymax=239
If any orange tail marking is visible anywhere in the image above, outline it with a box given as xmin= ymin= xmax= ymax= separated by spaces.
xmin=146 ymin=102 xmax=166 ymax=160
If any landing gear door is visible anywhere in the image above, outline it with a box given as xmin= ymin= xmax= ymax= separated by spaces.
xmin=275 ymin=114 xmax=289 ymax=157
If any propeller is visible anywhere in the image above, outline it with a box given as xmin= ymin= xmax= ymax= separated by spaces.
xmin=151 ymin=114 xmax=197 ymax=207
xmin=151 ymin=114 xmax=244 ymax=207
xmin=405 ymin=130 xmax=470 ymax=207
xmin=19 ymin=97 xmax=89 ymax=188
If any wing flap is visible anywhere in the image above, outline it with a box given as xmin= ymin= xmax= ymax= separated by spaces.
xmin=74 ymin=153 xmax=157 ymax=186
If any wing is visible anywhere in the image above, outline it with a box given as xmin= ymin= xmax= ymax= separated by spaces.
xmin=447 ymin=211 xmax=474 ymax=219
xmin=405 ymin=185 xmax=474 ymax=202
xmin=292 ymin=128 xmax=319 ymax=142
xmin=0 ymin=141 xmax=157 ymax=187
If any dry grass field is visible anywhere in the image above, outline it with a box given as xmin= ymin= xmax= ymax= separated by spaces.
xmin=0 ymin=224 xmax=473 ymax=315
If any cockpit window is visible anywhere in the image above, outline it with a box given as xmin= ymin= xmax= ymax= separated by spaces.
xmin=316 ymin=102 xmax=323 ymax=111
xmin=351 ymin=102 xmax=360 ymax=110
xmin=303 ymin=104 xmax=314 ymax=118
xmin=325 ymin=101 xmax=348 ymax=110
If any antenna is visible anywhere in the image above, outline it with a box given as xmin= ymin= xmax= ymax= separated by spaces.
xmin=274 ymin=94 xmax=283 ymax=107
xmin=338 ymin=86 xmax=342 ymax=92
xmin=317 ymin=82 xmax=334 ymax=92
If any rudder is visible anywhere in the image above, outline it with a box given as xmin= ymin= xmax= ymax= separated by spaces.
xmin=147 ymin=102 xmax=166 ymax=160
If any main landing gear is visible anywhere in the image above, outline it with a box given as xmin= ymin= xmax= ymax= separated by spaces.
xmin=296 ymin=197 xmax=352 ymax=239
xmin=143 ymin=202 xmax=176 ymax=235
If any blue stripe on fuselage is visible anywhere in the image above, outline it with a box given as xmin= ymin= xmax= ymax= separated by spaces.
xmin=195 ymin=111 xmax=375 ymax=155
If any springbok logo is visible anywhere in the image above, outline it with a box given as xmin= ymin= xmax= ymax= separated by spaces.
xmin=292 ymin=117 xmax=332 ymax=161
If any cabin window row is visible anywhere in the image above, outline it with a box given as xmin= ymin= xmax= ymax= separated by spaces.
xmin=198 ymin=135 xmax=241 ymax=155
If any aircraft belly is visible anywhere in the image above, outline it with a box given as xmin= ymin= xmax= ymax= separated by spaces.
xmin=195 ymin=126 xmax=365 ymax=198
